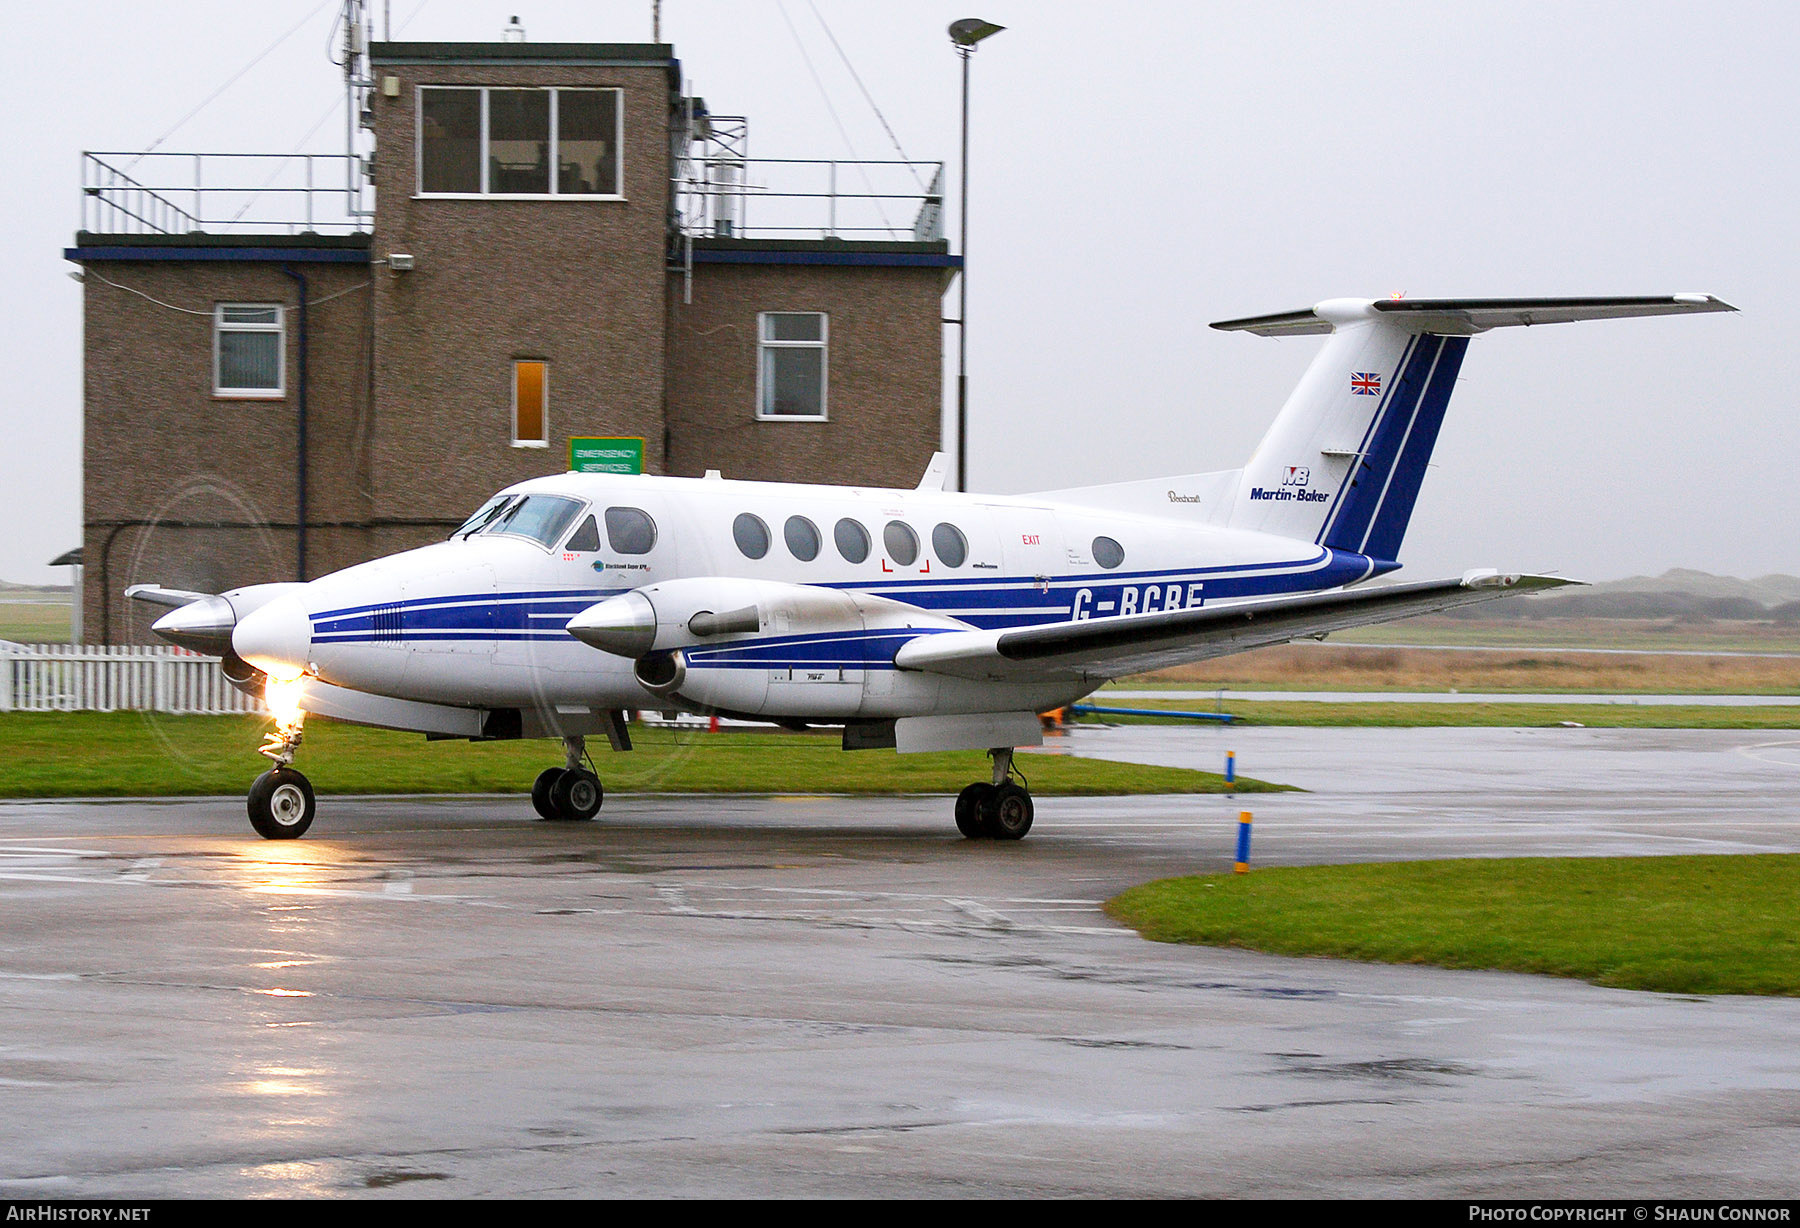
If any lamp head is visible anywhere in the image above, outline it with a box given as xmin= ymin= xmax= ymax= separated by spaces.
xmin=948 ymin=18 xmax=1005 ymax=48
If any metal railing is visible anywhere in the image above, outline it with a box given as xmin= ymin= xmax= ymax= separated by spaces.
xmin=81 ymin=152 xmax=372 ymax=236
xmin=673 ymin=156 xmax=945 ymax=243
xmin=0 ymin=643 xmax=262 ymax=714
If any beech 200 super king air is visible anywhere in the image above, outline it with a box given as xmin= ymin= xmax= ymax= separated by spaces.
xmin=130 ymin=294 xmax=1734 ymax=841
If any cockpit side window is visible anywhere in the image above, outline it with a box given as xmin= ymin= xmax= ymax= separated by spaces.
xmin=604 ymin=507 xmax=657 ymax=555
xmin=452 ymin=494 xmax=516 ymax=539
xmin=487 ymin=494 xmax=585 ymax=549
xmin=564 ymin=515 xmax=601 ymax=553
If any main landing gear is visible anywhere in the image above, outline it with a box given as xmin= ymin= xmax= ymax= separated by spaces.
xmin=532 ymin=735 xmax=604 ymax=822
xmin=248 ymin=693 xmax=314 ymax=840
xmin=954 ymin=747 xmax=1034 ymax=841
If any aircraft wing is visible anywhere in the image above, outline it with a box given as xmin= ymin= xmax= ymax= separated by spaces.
xmin=892 ymin=572 xmax=1575 ymax=683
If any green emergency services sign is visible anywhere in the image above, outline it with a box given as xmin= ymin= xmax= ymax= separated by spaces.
xmin=568 ymin=437 xmax=645 ymax=475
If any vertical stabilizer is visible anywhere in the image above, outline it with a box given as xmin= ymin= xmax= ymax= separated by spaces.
xmin=1215 ymin=299 xmax=1467 ymax=566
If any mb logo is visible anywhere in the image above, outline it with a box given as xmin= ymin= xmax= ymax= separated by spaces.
xmin=1282 ymin=466 xmax=1310 ymax=487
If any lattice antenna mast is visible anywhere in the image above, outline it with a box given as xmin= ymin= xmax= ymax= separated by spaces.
xmin=343 ymin=0 xmax=375 ymax=218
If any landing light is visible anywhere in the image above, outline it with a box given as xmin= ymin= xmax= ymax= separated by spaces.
xmin=262 ymin=676 xmax=309 ymax=759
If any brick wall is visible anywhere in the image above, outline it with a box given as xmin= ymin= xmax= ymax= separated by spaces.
xmin=367 ymin=58 xmax=673 ymax=518
xmin=666 ymin=261 xmax=946 ymax=488
xmin=81 ymin=260 xmax=375 ymax=643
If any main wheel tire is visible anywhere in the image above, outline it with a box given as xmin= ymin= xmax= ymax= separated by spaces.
xmin=531 ymin=768 xmax=567 ymax=819
xmin=955 ymin=783 xmax=995 ymax=839
xmin=982 ymin=782 xmax=1034 ymax=841
xmin=550 ymin=768 xmax=603 ymax=821
xmin=248 ymin=767 xmax=315 ymax=840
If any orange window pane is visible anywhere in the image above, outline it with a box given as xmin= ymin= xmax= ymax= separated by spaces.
xmin=514 ymin=361 xmax=547 ymax=443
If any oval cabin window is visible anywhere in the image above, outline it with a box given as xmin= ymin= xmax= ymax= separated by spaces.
xmin=1093 ymin=536 xmax=1125 ymax=569
xmin=884 ymin=521 xmax=920 ymax=567
xmin=784 ymin=516 xmax=821 ymax=562
xmin=931 ymin=523 xmax=968 ymax=568
xmin=733 ymin=513 xmax=771 ymax=560
xmin=834 ymin=518 xmax=870 ymax=564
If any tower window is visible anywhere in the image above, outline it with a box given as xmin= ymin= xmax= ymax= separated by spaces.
xmin=213 ymin=305 xmax=284 ymax=398
xmin=418 ymin=86 xmax=622 ymax=198
xmin=513 ymin=360 xmax=548 ymax=447
xmin=757 ymin=312 xmax=828 ymax=419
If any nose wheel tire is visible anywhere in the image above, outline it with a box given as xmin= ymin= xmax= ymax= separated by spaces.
xmin=248 ymin=768 xmax=316 ymax=840
xmin=544 ymin=768 xmax=603 ymax=821
xmin=955 ymin=783 xmax=995 ymax=839
xmin=981 ymin=782 xmax=1034 ymax=841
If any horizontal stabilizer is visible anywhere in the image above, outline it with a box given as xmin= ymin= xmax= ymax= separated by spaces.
xmin=894 ymin=572 xmax=1576 ymax=683
xmin=1213 ymin=294 xmax=1735 ymax=337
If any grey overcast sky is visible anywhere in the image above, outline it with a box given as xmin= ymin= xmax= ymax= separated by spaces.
xmin=2 ymin=1 xmax=1793 ymax=586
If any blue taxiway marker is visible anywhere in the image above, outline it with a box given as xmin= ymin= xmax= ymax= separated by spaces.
xmin=1069 ymin=705 xmax=1234 ymax=723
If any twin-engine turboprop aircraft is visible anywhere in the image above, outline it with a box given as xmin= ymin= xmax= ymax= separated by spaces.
xmin=131 ymin=294 xmax=1733 ymax=840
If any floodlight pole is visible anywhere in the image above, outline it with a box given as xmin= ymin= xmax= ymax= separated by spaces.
xmin=956 ymin=43 xmax=972 ymax=492
xmin=948 ymin=19 xmax=1002 ymax=494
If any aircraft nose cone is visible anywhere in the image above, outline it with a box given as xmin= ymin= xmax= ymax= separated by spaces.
xmin=149 ymin=595 xmax=237 ymax=656
xmin=232 ymin=595 xmax=313 ymax=680
xmin=566 ymin=591 xmax=657 ymax=658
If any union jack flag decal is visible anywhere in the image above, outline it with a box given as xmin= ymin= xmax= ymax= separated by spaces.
xmin=1350 ymin=372 xmax=1381 ymax=396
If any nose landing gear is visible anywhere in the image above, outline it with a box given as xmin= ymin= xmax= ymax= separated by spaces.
xmin=247 ymin=687 xmax=314 ymax=839
xmin=954 ymin=747 xmax=1034 ymax=841
xmin=532 ymin=735 xmax=604 ymax=822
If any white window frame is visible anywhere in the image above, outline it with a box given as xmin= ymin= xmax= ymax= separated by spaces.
xmin=512 ymin=359 xmax=549 ymax=448
xmin=755 ymin=311 xmax=830 ymax=422
xmin=415 ymin=86 xmax=625 ymax=200
xmin=212 ymin=304 xmax=285 ymax=399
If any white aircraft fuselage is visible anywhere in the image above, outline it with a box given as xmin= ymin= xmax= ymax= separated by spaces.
xmin=134 ymin=293 xmax=1734 ymax=839
xmin=241 ymin=472 xmax=1375 ymax=723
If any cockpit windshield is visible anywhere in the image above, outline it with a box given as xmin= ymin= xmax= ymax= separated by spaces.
xmin=484 ymin=494 xmax=586 ymax=549
xmin=451 ymin=494 xmax=518 ymax=539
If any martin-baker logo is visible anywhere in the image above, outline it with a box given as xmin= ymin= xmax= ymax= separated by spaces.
xmin=1249 ymin=464 xmax=1327 ymax=503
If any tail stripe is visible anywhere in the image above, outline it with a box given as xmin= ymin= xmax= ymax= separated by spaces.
xmin=1357 ymin=336 xmax=1468 ymax=561
xmin=1356 ymin=338 xmax=1453 ymax=554
xmin=1313 ymin=332 xmax=1419 ymax=547
xmin=1317 ymin=334 xmax=1442 ymax=550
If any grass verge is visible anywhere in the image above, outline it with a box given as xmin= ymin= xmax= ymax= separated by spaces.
xmin=1106 ymin=855 xmax=1800 ymax=996
xmin=1076 ymin=700 xmax=1800 ymax=729
xmin=0 ymin=605 xmax=72 ymax=644
xmin=0 ymin=712 xmax=1287 ymax=799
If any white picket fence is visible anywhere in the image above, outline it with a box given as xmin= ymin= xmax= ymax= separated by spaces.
xmin=0 ymin=643 xmax=264 ymax=714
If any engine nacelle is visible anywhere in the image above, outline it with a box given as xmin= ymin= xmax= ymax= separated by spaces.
xmin=569 ymin=577 xmax=969 ymax=718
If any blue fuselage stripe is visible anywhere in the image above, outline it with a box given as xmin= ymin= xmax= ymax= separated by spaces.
xmin=304 ymin=549 xmax=1382 ymax=665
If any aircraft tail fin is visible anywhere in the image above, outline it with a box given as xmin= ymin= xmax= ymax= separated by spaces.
xmin=1211 ymin=295 xmax=1733 ymax=566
